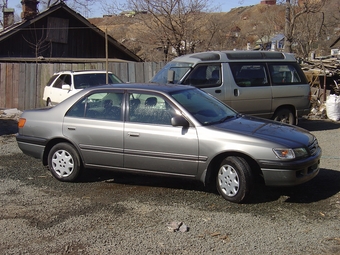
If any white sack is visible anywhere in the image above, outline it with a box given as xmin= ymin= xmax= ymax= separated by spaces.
xmin=326 ymin=94 xmax=340 ymax=121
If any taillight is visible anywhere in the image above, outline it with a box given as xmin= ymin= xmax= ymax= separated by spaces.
xmin=18 ymin=118 xmax=26 ymax=128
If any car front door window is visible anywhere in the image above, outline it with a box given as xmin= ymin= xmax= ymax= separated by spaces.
xmin=128 ymin=93 xmax=174 ymax=125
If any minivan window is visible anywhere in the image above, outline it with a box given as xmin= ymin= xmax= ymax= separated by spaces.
xmin=182 ymin=64 xmax=222 ymax=88
xmin=46 ymin=75 xmax=58 ymax=87
xmin=230 ymin=63 xmax=269 ymax=87
xmin=53 ymin=75 xmax=70 ymax=89
xmin=74 ymin=73 xmax=122 ymax=89
xmin=151 ymin=61 xmax=193 ymax=84
xmin=269 ymin=63 xmax=306 ymax=85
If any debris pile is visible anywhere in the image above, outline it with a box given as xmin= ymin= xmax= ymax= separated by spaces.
xmin=301 ymin=55 xmax=340 ymax=96
xmin=301 ymin=55 xmax=340 ymax=120
xmin=0 ymin=108 xmax=22 ymax=121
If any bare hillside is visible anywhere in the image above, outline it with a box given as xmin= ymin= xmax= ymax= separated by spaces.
xmin=89 ymin=2 xmax=339 ymax=61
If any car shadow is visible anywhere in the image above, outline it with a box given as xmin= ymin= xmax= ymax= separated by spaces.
xmin=249 ymin=168 xmax=340 ymax=204
xmin=79 ymin=167 xmax=340 ymax=204
xmin=298 ymin=118 xmax=340 ymax=131
xmin=79 ymin=168 xmax=205 ymax=192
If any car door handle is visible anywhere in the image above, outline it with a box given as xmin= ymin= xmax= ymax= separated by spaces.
xmin=234 ymin=89 xmax=240 ymax=97
xmin=215 ymin=89 xmax=221 ymax=93
xmin=128 ymin=132 xmax=139 ymax=137
xmin=67 ymin=127 xmax=76 ymax=130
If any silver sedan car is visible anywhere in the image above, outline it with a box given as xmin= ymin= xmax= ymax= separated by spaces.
xmin=16 ymin=83 xmax=321 ymax=203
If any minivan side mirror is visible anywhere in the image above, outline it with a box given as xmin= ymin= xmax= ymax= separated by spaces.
xmin=167 ymin=70 xmax=175 ymax=84
xmin=171 ymin=115 xmax=189 ymax=127
xmin=62 ymin=84 xmax=71 ymax=91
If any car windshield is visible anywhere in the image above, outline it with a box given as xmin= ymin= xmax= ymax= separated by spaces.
xmin=74 ymin=73 xmax=122 ymax=89
xmin=170 ymin=88 xmax=237 ymax=125
xmin=150 ymin=61 xmax=193 ymax=84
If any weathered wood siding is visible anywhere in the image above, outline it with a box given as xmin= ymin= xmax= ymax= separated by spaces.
xmin=0 ymin=62 xmax=165 ymax=110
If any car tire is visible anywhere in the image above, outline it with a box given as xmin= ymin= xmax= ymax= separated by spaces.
xmin=273 ymin=108 xmax=295 ymax=125
xmin=46 ymin=98 xmax=52 ymax=107
xmin=48 ymin=143 xmax=81 ymax=182
xmin=216 ymin=156 xmax=253 ymax=203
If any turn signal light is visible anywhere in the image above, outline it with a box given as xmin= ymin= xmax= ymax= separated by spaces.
xmin=18 ymin=118 xmax=26 ymax=128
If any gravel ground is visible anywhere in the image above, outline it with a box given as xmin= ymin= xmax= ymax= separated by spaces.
xmin=0 ymin=113 xmax=340 ymax=255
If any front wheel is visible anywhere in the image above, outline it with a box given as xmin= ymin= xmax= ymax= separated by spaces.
xmin=48 ymin=143 xmax=81 ymax=182
xmin=46 ymin=98 xmax=53 ymax=107
xmin=216 ymin=156 xmax=253 ymax=203
xmin=273 ymin=108 xmax=295 ymax=125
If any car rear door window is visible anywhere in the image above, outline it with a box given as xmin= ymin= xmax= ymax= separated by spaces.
xmin=66 ymin=92 xmax=123 ymax=121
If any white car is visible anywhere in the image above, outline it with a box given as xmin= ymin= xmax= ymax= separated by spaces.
xmin=43 ymin=70 xmax=123 ymax=106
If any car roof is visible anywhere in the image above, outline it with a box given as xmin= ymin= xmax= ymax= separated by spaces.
xmin=83 ymin=83 xmax=193 ymax=94
xmin=53 ymin=70 xmax=113 ymax=75
xmin=170 ymin=50 xmax=297 ymax=64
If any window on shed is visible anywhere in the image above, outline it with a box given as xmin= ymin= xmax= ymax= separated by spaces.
xmin=47 ymin=17 xmax=69 ymax=44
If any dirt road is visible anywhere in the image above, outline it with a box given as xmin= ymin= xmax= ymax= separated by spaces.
xmin=0 ymin=117 xmax=340 ymax=255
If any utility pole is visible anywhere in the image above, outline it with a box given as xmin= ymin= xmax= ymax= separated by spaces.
xmin=284 ymin=0 xmax=292 ymax=53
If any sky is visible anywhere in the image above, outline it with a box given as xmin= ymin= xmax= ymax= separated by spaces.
xmin=5 ymin=0 xmax=261 ymax=18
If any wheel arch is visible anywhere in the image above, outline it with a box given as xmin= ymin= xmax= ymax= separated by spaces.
xmin=46 ymin=97 xmax=51 ymax=106
xmin=42 ymin=138 xmax=83 ymax=167
xmin=272 ymin=104 xmax=297 ymax=124
xmin=204 ymin=151 xmax=262 ymax=190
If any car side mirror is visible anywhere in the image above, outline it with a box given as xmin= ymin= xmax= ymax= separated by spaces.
xmin=171 ymin=115 xmax=189 ymax=127
xmin=167 ymin=70 xmax=175 ymax=84
xmin=62 ymin=84 xmax=71 ymax=91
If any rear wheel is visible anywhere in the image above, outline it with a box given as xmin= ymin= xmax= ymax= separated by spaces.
xmin=216 ymin=156 xmax=253 ymax=203
xmin=273 ymin=108 xmax=295 ymax=125
xmin=48 ymin=143 xmax=81 ymax=182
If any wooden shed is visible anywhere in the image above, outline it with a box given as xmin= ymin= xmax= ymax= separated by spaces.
xmin=0 ymin=2 xmax=142 ymax=62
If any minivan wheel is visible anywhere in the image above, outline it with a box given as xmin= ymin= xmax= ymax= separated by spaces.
xmin=273 ymin=108 xmax=295 ymax=125
xmin=46 ymin=98 xmax=52 ymax=106
xmin=216 ymin=156 xmax=253 ymax=203
xmin=48 ymin=143 xmax=81 ymax=182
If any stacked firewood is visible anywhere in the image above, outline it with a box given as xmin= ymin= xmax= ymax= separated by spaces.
xmin=301 ymin=56 xmax=340 ymax=96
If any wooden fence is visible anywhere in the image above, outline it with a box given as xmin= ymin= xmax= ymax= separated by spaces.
xmin=0 ymin=61 xmax=165 ymax=110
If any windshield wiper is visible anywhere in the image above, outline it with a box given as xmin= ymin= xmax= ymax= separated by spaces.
xmin=204 ymin=115 xmax=235 ymax=125
xmin=218 ymin=115 xmax=235 ymax=123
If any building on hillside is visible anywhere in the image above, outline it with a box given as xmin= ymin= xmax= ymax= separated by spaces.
xmin=255 ymin=34 xmax=284 ymax=51
xmin=260 ymin=0 xmax=276 ymax=5
xmin=0 ymin=1 xmax=142 ymax=62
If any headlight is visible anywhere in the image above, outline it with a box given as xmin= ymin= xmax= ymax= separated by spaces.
xmin=273 ymin=148 xmax=307 ymax=159
xmin=293 ymin=148 xmax=308 ymax=158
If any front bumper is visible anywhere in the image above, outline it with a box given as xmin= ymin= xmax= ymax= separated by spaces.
xmin=258 ymin=148 xmax=321 ymax=186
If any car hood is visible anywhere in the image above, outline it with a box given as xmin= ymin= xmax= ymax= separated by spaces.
xmin=213 ymin=115 xmax=314 ymax=147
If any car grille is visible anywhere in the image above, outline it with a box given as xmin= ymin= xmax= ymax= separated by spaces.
xmin=308 ymin=139 xmax=319 ymax=156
